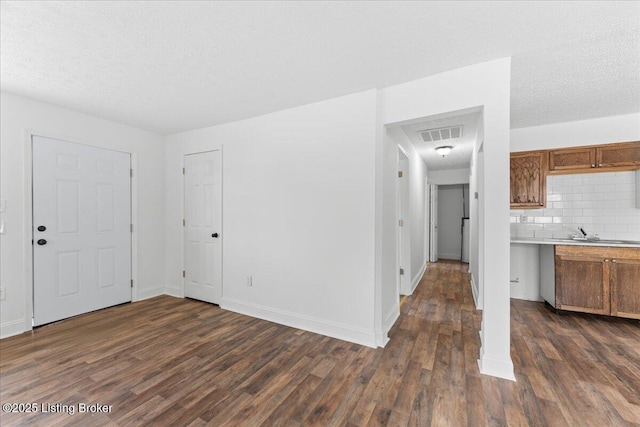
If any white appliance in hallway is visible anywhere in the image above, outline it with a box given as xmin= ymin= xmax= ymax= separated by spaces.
xmin=32 ymin=136 xmax=132 ymax=326
xmin=183 ymin=150 xmax=222 ymax=304
xmin=461 ymin=218 xmax=470 ymax=263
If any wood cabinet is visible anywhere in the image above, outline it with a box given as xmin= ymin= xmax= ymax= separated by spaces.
xmin=548 ymin=146 xmax=596 ymax=172
xmin=548 ymin=141 xmax=640 ymax=174
xmin=610 ymin=257 xmax=640 ymax=319
xmin=510 ymin=150 xmax=547 ymax=209
xmin=555 ymin=245 xmax=640 ymax=319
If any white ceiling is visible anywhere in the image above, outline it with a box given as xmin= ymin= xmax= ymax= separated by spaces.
xmin=399 ymin=111 xmax=481 ymax=171
xmin=1 ymin=1 xmax=638 ymax=136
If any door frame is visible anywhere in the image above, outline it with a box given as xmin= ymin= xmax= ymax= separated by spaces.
xmin=397 ymin=145 xmax=411 ymax=296
xmin=23 ymin=130 xmax=139 ymax=331
xmin=181 ymin=148 xmax=223 ymax=300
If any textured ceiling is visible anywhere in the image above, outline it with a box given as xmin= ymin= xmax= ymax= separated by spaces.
xmin=1 ymin=1 xmax=638 ymax=135
xmin=399 ymin=111 xmax=481 ymax=171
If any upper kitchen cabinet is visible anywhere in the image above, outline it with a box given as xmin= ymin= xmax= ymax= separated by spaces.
xmin=510 ymin=150 xmax=547 ymax=209
xmin=548 ymin=146 xmax=596 ymax=172
xmin=548 ymin=141 xmax=640 ymax=174
xmin=598 ymin=141 xmax=640 ymax=168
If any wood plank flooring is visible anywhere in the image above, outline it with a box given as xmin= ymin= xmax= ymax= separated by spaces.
xmin=1 ymin=261 xmax=639 ymax=426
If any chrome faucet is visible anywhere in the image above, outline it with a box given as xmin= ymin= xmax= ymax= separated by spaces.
xmin=574 ymin=227 xmax=600 ymax=241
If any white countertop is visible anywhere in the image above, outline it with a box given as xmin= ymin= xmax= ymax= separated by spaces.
xmin=511 ymin=237 xmax=640 ymax=248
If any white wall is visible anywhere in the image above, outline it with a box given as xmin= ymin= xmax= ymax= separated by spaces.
xmin=437 ymin=185 xmax=464 ymax=260
xmin=510 ymin=113 xmax=640 ymax=152
xmin=469 ymin=118 xmax=484 ymax=308
xmin=164 ymin=91 xmax=379 ymax=347
xmin=377 ymin=58 xmax=514 ymax=380
xmin=0 ymin=92 xmax=165 ymax=338
xmin=428 ymin=168 xmax=470 ymax=185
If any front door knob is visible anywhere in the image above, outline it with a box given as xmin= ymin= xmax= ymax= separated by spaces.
xmin=211 ymin=233 xmax=219 ymax=238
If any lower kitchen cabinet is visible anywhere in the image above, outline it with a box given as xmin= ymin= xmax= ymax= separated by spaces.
xmin=610 ymin=257 xmax=640 ymax=319
xmin=555 ymin=245 xmax=640 ymax=319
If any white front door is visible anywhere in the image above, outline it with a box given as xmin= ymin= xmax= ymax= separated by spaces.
xmin=32 ymin=136 xmax=132 ymax=326
xmin=429 ymin=184 xmax=439 ymax=262
xmin=184 ymin=151 xmax=222 ymax=304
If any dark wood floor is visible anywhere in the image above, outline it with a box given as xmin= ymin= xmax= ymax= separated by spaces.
xmin=1 ymin=262 xmax=639 ymax=426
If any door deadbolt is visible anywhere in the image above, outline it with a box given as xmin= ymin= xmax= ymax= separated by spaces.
xmin=37 ymin=225 xmax=46 ymax=232
xmin=37 ymin=239 xmax=47 ymax=245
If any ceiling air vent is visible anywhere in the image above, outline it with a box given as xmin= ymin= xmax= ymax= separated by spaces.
xmin=419 ymin=125 xmax=462 ymax=143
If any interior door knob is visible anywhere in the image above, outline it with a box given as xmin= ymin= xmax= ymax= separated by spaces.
xmin=211 ymin=233 xmax=219 ymax=238
xmin=37 ymin=239 xmax=47 ymax=245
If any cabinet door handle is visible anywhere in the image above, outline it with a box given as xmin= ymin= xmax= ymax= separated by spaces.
xmin=598 ymin=163 xmax=603 ymax=167
xmin=591 ymin=164 xmax=595 ymax=168
xmin=612 ymin=259 xmax=617 ymax=263
xmin=604 ymin=259 xmax=609 ymax=262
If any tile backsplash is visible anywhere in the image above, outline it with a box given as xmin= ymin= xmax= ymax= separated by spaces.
xmin=510 ymin=171 xmax=640 ymax=241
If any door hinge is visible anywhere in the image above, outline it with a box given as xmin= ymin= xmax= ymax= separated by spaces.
xmin=182 ymin=167 xmax=185 ymax=175
xmin=130 ymin=224 xmax=133 ymax=232
xmin=398 ymin=171 xmax=403 ymax=178
xmin=399 ymin=219 xmax=404 ymax=226
xmin=130 ymin=169 xmax=133 ymax=177
xmin=182 ymin=270 xmax=185 ymax=278
xmin=131 ymin=279 xmax=133 ymax=288
xmin=182 ymin=219 xmax=185 ymax=226
xmin=400 ymin=268 xmax=404 ymax=275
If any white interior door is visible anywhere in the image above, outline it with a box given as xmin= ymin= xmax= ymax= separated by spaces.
xmin=33 ymin=136 xmax=131 ymax=326
xmin=184 ymin=151 xmax=222 ymax=304
xmin=429 ymin=184 xmax=439 ymax=262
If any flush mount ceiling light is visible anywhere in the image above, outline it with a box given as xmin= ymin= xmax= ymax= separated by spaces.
xmin=435 ymin=145 xmax=453 ymax=157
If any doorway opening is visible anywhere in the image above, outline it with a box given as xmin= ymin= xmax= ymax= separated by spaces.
xmin=435 ymin=184 xmax=470 ymax=263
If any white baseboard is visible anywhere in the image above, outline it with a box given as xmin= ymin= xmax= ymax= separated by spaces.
xmin=478 ymin=351 xmax=516 ymax=381
xmin=164 ymin=287 xmax=183 ymax=298
xmin=136 ymin=286 xmax=164 ymax=301
xmin=1 ymin=319 xmax=27 ymax=339
xmin=375 ymin=330 xmax=389 ymax=347
xmin=383 ymin=305 xmax=400 ymax=337
xmin=221 ymin=297 xmax=377 ymax=348
xmin=470 ymin=275 xmax=480 ymax=309
xmin=408 ymin=262 xmax=427 ymax=295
